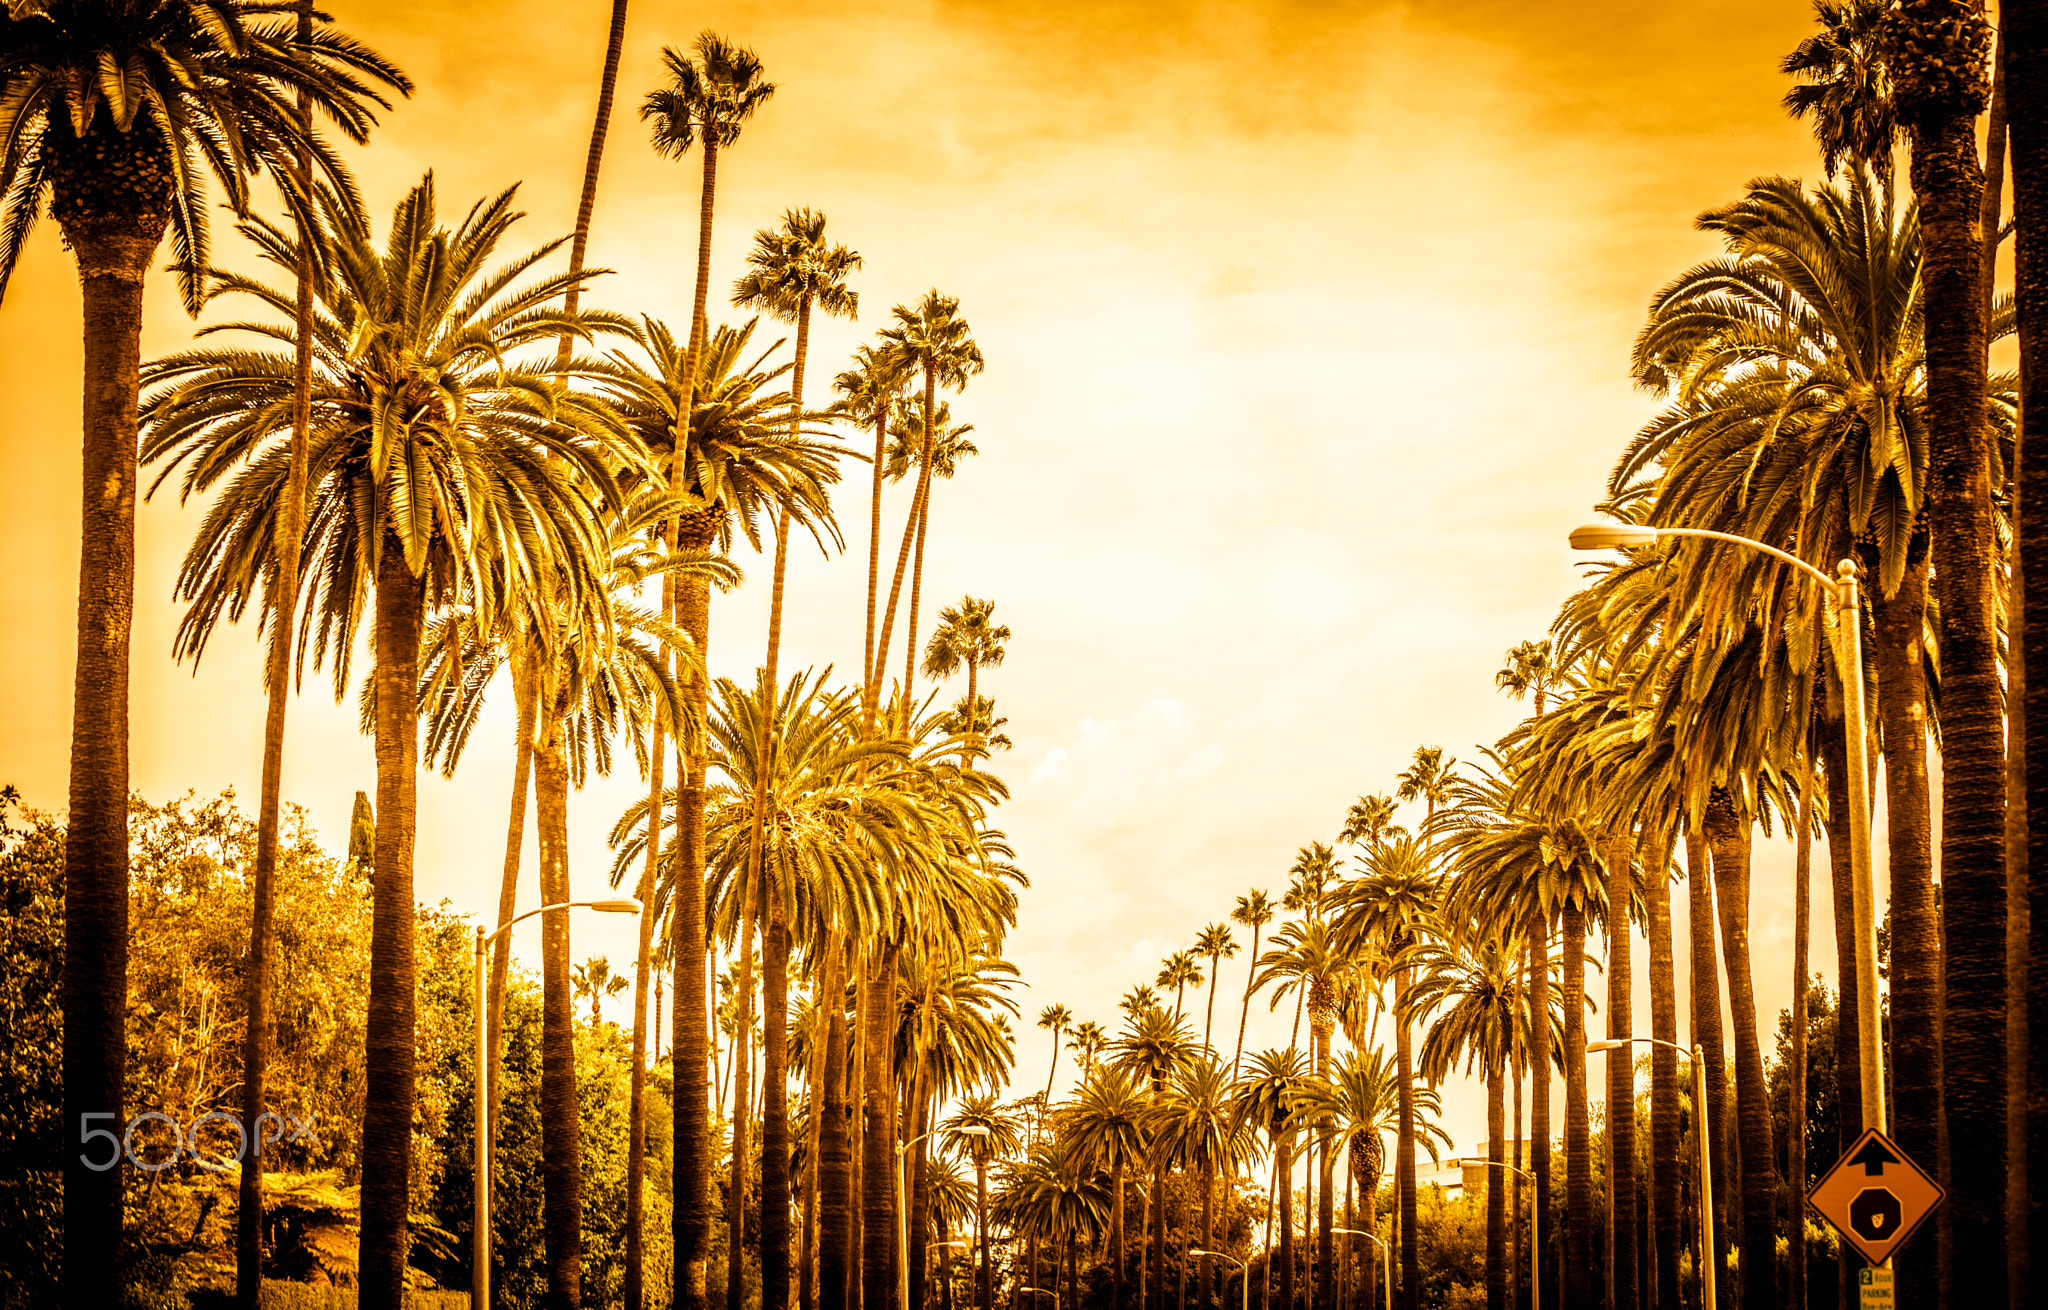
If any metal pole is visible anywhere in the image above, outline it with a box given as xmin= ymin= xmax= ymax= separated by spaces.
xmin=473 ymin=924 xmax=489 ymax=1310
xmin=1693 ymin=1045 xmax=1715 ymax=1310
xmin=899 ymin=1141 xmax=912 ymax=1310
xmin=1834 ymin=559 xmax=1887 ymax=1133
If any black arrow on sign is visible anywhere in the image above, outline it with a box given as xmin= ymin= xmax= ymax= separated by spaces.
xmin=1849 ymin=1138 xmax=1900 ymax=1176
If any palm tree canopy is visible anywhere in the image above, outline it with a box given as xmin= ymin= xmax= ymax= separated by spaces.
xmin=731 ymin=205 xmax=861 ymax=324
xmin=1779 ymin=0 xmax=1896 ymax=180
xmin=879 ymin=289 xmax=986 ymax=396
xmin=139 ymin=175 xmax=643 ymax=695
xmin=640 ymin=30 xmax=774 ymax=156
xmin=0 ymin=0 xmax=411 ymax=307
xmin=922 ymin=595 xmax=1010 ymax=682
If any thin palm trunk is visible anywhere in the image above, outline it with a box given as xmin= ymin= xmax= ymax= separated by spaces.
xmin=537 ymin=723 xmax=585 ymax=1309
xmin=1113 ymin=1157 xmax=1129 ymax=1310
xmin=1042 ymin=1026 xmax=1063 ymax=1138
xmin=1317 ymin=1030 xmax=1334 ymax=1310
xmin=1359 ymin=1158 xmax=1377 ymax=1310
xmin=236 ymin=29 xmax=316 ymax=1302
xmin=490 ymin=671 xmax=537 ymax=1157
xmin=862 ymin=943 xmax=900 ymax=1310
xmin=358 ymin=549 xmax=425 ymax=1310
xmin=1703 ymin=794 xmax=1775 ymax=1310
xmin=1510 ymin=1022 xmax=1523 ymax=1310
xmin=977 ymin=1161 xmax=992 ymax=1310
xmin=1202 ymin=1158 xmax=1217 ymax=1310
xmin=1395 ymin=973 xmax=1417 ymax=1310
xmin=1279 ymin=1138 xmax=1296 ymax=1310
xmin=1526 ymin=908 xmax=1551 ymax=1310
xmin=902 ymin=367 xmax=939 ymax=713
xmin=1561 ymin=900 xmax=1592 ymax=1310
xmin=910 ymin=1089 xmax=935 ymax=1310
xmin=1235 ymin=921 xmax=1264 ymax=1078
xmin=55 ymin=134 xmax=171 ymax=1308
xmin=1867 ymin=567 xmax=1942 ymax=1306
xmin=1789 ymin=780 xmax=1811 ymax=1310
xmin=627 ymin=718 xmax=664 ymax=1310
xmin=1683 ymin=827 xmax=1729 ymax=1310
xmin=819 ymin=941 xmax=855 ymax=1310
xmin=732 ymin=898 xmax=760 ymax=1310
xmin=672 ymin=119 xmax=725 ymax=1310
xmin=1203 ymin=959 xmax=1222 ymax=1056
xmin=1486 ymin=1061 xmax=1505 ymax=1310
xmin=1606 ymin=831 xmax=1638 ymax=1310
xmin=1647 ymin=855 xmax=1681 ymax=1310
xmin=864 ymin=399 xmax=888 ymax=694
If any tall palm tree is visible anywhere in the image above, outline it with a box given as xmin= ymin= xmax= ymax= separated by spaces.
xmin=832 ymin=343 xmax=914 ymax=696
xmin=141 ymin=175 xmax=634 ymax=1310
xmin=0 ymin=9 xmax=407 ymax=1298
xmin=1891 ymin=6 xmax=2007 ymax=1294
xmin=1231 ymin=1049 xmax=1313 ymax=1310
xmin=1780 ymin=0 xmax=1898 ymax=181
xmin=729 ymin=205 xmax=859 ymax=1310
xmin=1304 ymin=1049 xmax=1450 ymax=1310
xmin=1070 ymin=1021 xmax=1109 ymax=1082
xmin=1230 ymin=890 xmax=1275 ymax=1077
xmin=641 ymin=38 xmax=776 ymax=1307
xmin=575 ymin=956 xmax=632 ymax=1027
xmin=1193 ymin=924 xmax=1238 ymax=1056
xmin=871 ymin=291 xmax=985 ymax=724
xmin=922 ymin=596 xmax=1010 ymax=765
xmin=1063 ymin=1068 xmax=1152 ymax=1310
xmin=1038 ymin=1005 xmax=1074 ymax=1135
xmin=1149 ymin=1058 xmax=1254 ymax=1310
xmin=1158 ymin=952 xmax=1204 ymax=1023
xmin=1404 ymin=937 xmax=1522 ymax=1310
xmin=1111 ymin=1006 xmax=1197 ymax=1310
xmin=943 ymin=1096 xmax=1026 ymax=1310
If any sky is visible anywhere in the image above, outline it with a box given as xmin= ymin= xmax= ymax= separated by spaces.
xmin=0 ymin=0 xmax=1864 ymax=1157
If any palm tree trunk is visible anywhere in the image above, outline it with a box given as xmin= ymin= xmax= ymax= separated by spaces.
xmin=1683 ymin=826 xmax=1729 ymax=1310
xmin=1525 ymin=907 xmax=1550 ymax=1310
xmin=537 ymin=720 xmax=586 ymax=1309
xmin=1318 ymin=1044 xmax=1335 ymax=1310
xmin=978 ymin=1161 xmax=993 ymax=1310
xmin=1202 ymin=1158 xmax=1217 ymax=1310
xmin=1203 ymin=961 xmax=1222 ymax=1057
xmin=1113 ymin=1157 xmax=1129 ymax=1310
xmin=869 ymin=437 xmax=934 ymax=730
xmin=963 ymin=654 xmax=980 ymax=766
xmin=2013 ymin=0 xmax=2048 ymax=1281
xmin=1898 ymin=7 xmax=2006 ymax=1297
xmin=1788 ymin=781 xmax=1810 ymax=1310
xmin=1606 ymin=832 xmax=1638 ymax=1310
xmin=803 ymin=976 xmax=831 ymax=1310
xmin=1151 ymin=1151 xmax=1168 ymax=1310
xmin=1042 ymin=1028 xmax=1063 ymax=1136
xmin=1702 ymin=792 xmax=1775 ymax=1310
xmin=732 ymin=896 xmax=760 ymax=1310
xmin=865 ymin=400 xmax=889 ymax=693
xmin=1486 ymin=1061 xmax=1505 ymax=1310
xmin=556 ymin=0 xmax=630 ymax=334
xmin=903 ymin=367 xmax=940 ymax=713
xmin=54 ymin=151 xmax=169 ymax=1308
xmin=764 ymin=878 xmax=794 ymax=1310
xmin=1646 ymin=851 xmax=1681 ymax=1310
xmin=1870 ymin=567 xmax=1943 ymax=1303
xmin=851 ymin=956 xmax=868 ymax=1305
xmin=1395 ymin=973 xmax=1417 ymax=1310
xmin=237 ymin=33 xmax=316 ymax=1295
xmin=1360 ymin=1161 xmax=1377 ymax=1310
xmin=863 ymin=942 xmax=900 ymax=1310
xmin=1561 ymin=900 xmax=1592 ymax=1310
xmin=911 ymin=1091 xmax=936 ymax=1310
xmin=1235 ymin=922 xmax=1264 ymax=1078
xmin=819 ymin=940 xmax=856 ymax=1310
xmin=490 ymin=669 xmax=538 ymax=1156
xmin=1813 ymin=712 xmax=1860 ymax=1309
xmin=1279 ymin=1139 xmax=1296 ymax=1310
xmin=1510 ymin=1023 xmax=1523 ymax=1310
xmin=627 ymin=716 xmax=665 ymax=1310
xmin=672 ymin=117 xmax=725 ymax=1310
xmin=357 ymin=548 xmax=425 ymax=1310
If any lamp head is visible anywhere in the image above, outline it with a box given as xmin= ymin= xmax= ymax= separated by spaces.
xmin=1586 ymin=1038 xmax=1631 ymax=1053
xmin=1568 ymin=522 xmax=1659 ymax=550
xmin=591 ymin=898 xmax=642 ymax=914
xmin=955 ymin=1125 xmax=991 ymax=1136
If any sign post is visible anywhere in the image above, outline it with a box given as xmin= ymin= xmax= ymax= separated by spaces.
xmin=1809 ymin=1128 xmax=1943 ymax=1273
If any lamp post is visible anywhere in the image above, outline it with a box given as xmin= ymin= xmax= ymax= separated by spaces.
xmin=901 ymin=1125 xmax=989 ymax=1310
xmin=1189 ymin=1249 xmax=1248 ymax=1310
xmin=1568 ymin=520 xmax=1885 ymax=1137
xmin=1464 ymin=1163 xmax=1537 ymax=1310
xmin=1588 ymin=1036 xmax=1713 ymax=1310
xmin=473 ymin=897 xmax=641 ymax=1310
xmin=1329 ymin=1230 xmax=1392 ymax=1310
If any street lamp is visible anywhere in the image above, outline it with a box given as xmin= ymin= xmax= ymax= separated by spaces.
xmin=473 ymin=897 xmax=640 ymax=1310
xmin=901 ymin=1125 xmax=989 ymax=1310
xmin=1189 ymin=1249 xmax=1248 ymax=1310
xmin=1017 ymin=1286 xmax=1059 ymax=1310
xmin=1569 ymin=520 xmax=1885 ymax=1137
xmin=1330 ymin=1230 xmax=1392 ymax=1310
xmin=1464 ymin=1163 xmax=1537 ymax=1310
xmin=1589 ymin=1036 xmax=1713 ymax=1310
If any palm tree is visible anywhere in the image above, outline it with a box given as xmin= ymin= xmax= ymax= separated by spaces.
xmin=871 ymin=291 xmax=986 ymax=723
xmin=1891 ymin=7 xmax=2006 ymax=1290
xmin=1303 ymin=1049 xmax=1451 ymax=1310
xmin=1 ymin=9 xmax=407 ymax=1298
xmin=1231 ymin=1049 xmax=1312 ymax=1310
xmin=1230 ymin=890 xmax=1275 ymax=1077
xmin=576 ymin=955 xmax=632 ymax=1027
xmin=1158 ymin=952 xmax=1204 ymax=1023
xmin=1122 ymin=986 xmax=1161 ymax=1020
xmin=944 ymin=1096 xmax=1026 ymax=1310
xmin=1780 ymin=0 xmax=1897 ymax=180
xmin=641 ymin=38 xmax=776 ymax=1307
xmin=922 ymin=596 xmax=1011 ymax=765
xmin=1038 ymin=1005 xmax=1074 ymax=1135
xmin=1112 ymin=1007 xmax=1196 ymax=1310
xmin=1149 ymin=1058 xmax=1253 ymax=1310
xmin=1406 ymin=936 xmax=1522 ymax=1310
xmin=140 ymin=176 xmax=634 ymax=1310
xmin=729 ymin=205 xmax=860 ymax=1310
xmin=832 ymin=344 xmax=914 ymax=696
xmin=1070 ymin=1021 xmax=1109 ymax=1082
xmin=1063 ymin=1068 xmax=1151 ymax=1310
xmin=1193 ymin=925 xmax=1238 ymax=1056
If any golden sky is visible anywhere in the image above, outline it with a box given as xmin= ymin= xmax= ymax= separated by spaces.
xmin=0 ymin=0 xmax=1847 ymax=1148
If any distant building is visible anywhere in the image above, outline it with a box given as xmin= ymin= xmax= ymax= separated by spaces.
xmin=1410 ymin=1141 xmax=1535 ymax=1202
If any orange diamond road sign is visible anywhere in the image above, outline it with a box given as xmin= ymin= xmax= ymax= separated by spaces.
xmin=1809 ymin=1128 xmax=1943 ymax=1267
